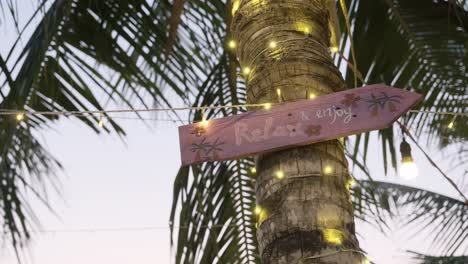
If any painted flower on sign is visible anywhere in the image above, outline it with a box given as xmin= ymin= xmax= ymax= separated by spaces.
xmin=305 ymin=125 xmax=322 ymax=136
xmin=341 ymin=93 xmax=361 ymax=108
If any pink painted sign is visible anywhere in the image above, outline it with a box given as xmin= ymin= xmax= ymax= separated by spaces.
xmin=179 ymin=84 xmax=422 ymax=165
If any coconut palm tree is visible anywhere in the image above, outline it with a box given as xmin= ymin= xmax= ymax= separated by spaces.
xmin=0 ymin=0 xmax=466 ymax=263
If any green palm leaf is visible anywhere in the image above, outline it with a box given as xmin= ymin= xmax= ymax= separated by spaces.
xmin=342 ymin=0 xmax=468 ymax=173
xmin=409 ymin=251 xmax=468 ymax=264
xmin=353 ymin=180 xmax=468 ymax=255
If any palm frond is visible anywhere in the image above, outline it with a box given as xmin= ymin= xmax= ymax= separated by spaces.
xmin=409 ymin=250 xmax=468 ymax=264
xmin=0 ymin=0 xmax=229 ymax=252
xmin=341 ymin=0 xmax=468 ymax=172
xmin=353 ymin=180 xmax=468 ymax=255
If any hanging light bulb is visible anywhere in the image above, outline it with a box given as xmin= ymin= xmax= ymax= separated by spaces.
xmin=399 ymin=138 xmax=418 ymax=180
xmin=323 ymin=228 xmax=343 ymax=245
xmin=264 ymin=103 xmax=272 ymax=110
xmin=250 ymin=167 xmax=257 ymax=174
xmin=309 ymin=93 xmax=317 ymax=100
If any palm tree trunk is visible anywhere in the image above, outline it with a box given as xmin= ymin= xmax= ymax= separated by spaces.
xmin=231 ymin=0 xmax=362 ymax=263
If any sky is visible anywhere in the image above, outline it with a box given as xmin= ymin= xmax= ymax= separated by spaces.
xmin=0 ymin=1 xmax=466 ymax=264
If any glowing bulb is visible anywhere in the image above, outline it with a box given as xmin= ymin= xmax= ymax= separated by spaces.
xmin=400 ymin=161 xmax=418 ymax=180
xmin=243 ymin=67 xmax=251 ymax=75
xmin=399 ymin=139 xmax=417 ymax=180
xmin=295 ymin=21 xmax=311 ymax=35
xmin=323 ymin=228 xmax=343 ymax=245
xmin=276 ymin=88 xmax=281 ymax=97
xmin=275 ymin=170 xmax=284 ymax=179
xmin=200 ymin=113 xmax=209 ymax=128
xmin=98 ymin=112 xmax=104 ymax=128
xmin=264 ymin=103 xmax=272 ymax=110
xmin=232 ymin=0 xmax=240 ymax=15
xmin=254 ymin=206 xmax=262 ymax=215
xmin=16 ymin=113 xmax=24 ymax=121
xmin=251 ymin=167 xmax=257 ymax=174
xmin=363 ymin=258 xmax=371 ymax=264
xmin=346 ymin=178 xmax=356 ymax=191
xmin=323 ymin=165 xmax=333 ymax=175
xmin=269 ymin=41 xmax=277 ymax=49
xmin=448 ymin=121 xmax=454 ymax=129
xmin=228 ymin=40 xmax=237 ymax=49
xmin=309 ymin=93 xmax=317 ymax=99
xmin=330 ymin=46 xmax=339 ymax=53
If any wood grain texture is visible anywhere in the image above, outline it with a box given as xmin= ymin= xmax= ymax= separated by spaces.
xmin=179 ymin=84 xmax=422 ymax=165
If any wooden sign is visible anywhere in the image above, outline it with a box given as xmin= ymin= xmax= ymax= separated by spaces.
xmin=179 ymin=84 xmax=422 ymax=165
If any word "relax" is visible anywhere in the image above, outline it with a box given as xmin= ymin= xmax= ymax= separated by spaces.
xmin=234 ymin=117 xmax=302 ymax=146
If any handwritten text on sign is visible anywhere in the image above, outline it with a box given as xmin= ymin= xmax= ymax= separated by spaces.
xmin=179 ymin=85 xmax=422 ymax=165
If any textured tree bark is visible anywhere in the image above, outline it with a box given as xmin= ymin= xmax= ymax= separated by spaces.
xmin=231 ymin=0 xmax=362 ymax=263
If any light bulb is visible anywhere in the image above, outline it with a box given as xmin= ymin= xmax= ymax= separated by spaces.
xmin=228 ymin=40 xmax=236 ymax=49
xmin=330 ymin=46 xmax=339 ymax=53
xmin=232 ymin=0 xmax=240 ymax=15
xmin=399 ymin=139 xmax=417 ymax=180
xmin=264 ymin=103 xmax=272 ymax=110
xmin=363 ymin=258 xmax=371 ymax=264
xmin=16 ymin=113 xmax=24 ymax=121
xmin=309 ymin=93 xmax=317 ymax=99
xmin=269 ymin=41 xmax=277 ymax=49
xmin=323 ymin=228 xmax=343 ymax=245
xmin=254 ymin=206 xmax=262 ymax=215
xmin=275 ymin=170 xmax=284 ymax=179
xmin=251 ymin=167 xmax=257 ymax=174
xmin=400 ymin=161 xmax=418 ymax=180
xmin=448 ymin=121 xmax=454 ymax=129
xmin=323 ymin=165 xmax=333 ymax=175
xmin=243 ymin=67 xmax=251 ymax=75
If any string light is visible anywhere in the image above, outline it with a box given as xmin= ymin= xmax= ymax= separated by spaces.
xmin=268 ymin=40 xmax=277 ymax=49
xmin=330 ymin=46 xmax=339 ymax=53
xmin=0 ymin=106 xmax=463 ymax=118
xmin=323 ymin=165 xmax=333 ymax=175
xmin=448 ymin=115 xmax=457 ymax=129
xmin=16 ymin=113 xmax=24 ymax=121
xmin=264 ymin=103 xmax=272 ymax=110
xmin=232 ymin=0 xmax=240 ymax=15
xmin=399 ymin=138 xmax=418 ymax=180
xmin=295 ymin=21 xmax=311 ymax=35
xmin=346 ymin=178 xmax=356 ymax=191
xmin=275 ymin=170 xmax=284 ymax=179
xmin=200 ymin=108 xmax=209 ymax=128
xmin=362 ymin=257 xmax=371 ymax=264
xmin=323 ymin=228 xmax=343 ymax=245
xmin=250 ymin=167 xmax=257 ymax=174
xmin=228 ymin=40 xmax=237 ymax=49
xmin=242 ymin=67 xmax=251 ymax=76
xmin=98 ymin=112 xmax=104 ymax=128
xmin=309 ymin=93 xmax=317 ymax=99
xmin=254 ymin=206 xmax=262 ymax=215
